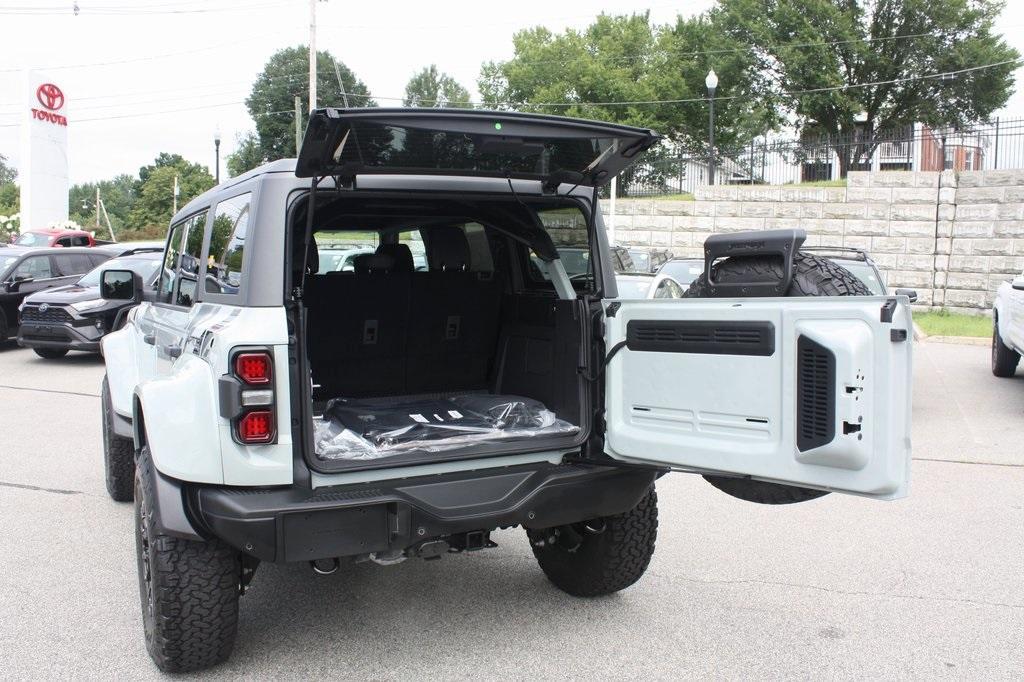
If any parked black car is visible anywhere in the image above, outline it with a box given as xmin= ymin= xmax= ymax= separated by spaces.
xmin=0 ymin=247 xmax=111 ymax=345
xmin=17 ymin=249 xmax=162 ymax=358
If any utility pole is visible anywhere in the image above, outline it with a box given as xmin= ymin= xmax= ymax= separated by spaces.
xmin=95 ymin=187 xmax=100 ymax=230
xmin=295 ymin=95 xmax=303 ymax=154
xmin=309 ymin=0 xmax=318 ymax=111
xmin=333 ymin=60 xmax=350 ymax=108
xmin=172 ymin=174 xmax=179 ymax=216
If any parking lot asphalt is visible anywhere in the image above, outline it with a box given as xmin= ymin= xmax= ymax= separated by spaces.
xmin=0 ymin=340 xmax=1021 ymax=680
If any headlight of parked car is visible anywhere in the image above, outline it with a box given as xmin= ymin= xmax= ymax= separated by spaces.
xmin=70 ymin=298 xmax=108 ymax=313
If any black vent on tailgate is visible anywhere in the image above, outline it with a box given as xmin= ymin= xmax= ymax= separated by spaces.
xmin=626 ymin=320 xmax=775 ymax=356
xmin=797 ymin=335 xmax=836 ymax=452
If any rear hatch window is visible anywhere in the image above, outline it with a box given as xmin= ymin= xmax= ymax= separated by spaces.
xmin=296 ymin=108 xmax=660 ymax=187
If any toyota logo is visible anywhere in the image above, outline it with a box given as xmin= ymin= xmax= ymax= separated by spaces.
xmin=38 ymin=303 xmax=50 ymax=313
xmin=36 ymin=83 xmax=64 ymax=111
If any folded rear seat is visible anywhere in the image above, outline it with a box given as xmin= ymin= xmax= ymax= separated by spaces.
xmin=407 ymin=227 xmax=501 ymax=393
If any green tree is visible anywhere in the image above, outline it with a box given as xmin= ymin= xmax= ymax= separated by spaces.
xmin=228 ymin=46 xmax=375 ymax=175
xmin=713 ymin=0 xmax=1020 ymax=176
xmin=0 ymin=182 xmax=17 ymax=215
xmin=479 ymin=13 xmax=776 ymax=150
xmin=128 ymin=154 xmax=214 ymax=230
xmin=69 ymin=174 xmax=136 ymax=236
xmin=226 ymin=132 xmax=266 ymax=178
xmin=0 ymin=153 xmax=16 ymax=186
xmin=403 ymin=65 xmax=472 ymax=107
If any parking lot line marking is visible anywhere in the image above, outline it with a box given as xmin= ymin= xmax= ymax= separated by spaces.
xmin=0 ymin=480 xmax=83 ymax=496
xmin=0 ymin=384 xmax=99 ymax=399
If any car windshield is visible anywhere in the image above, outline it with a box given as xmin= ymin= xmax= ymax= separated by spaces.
xmin=834 ymin=260 xmax=886 ymax=295
xmin=77 ymin=257 xmax=161 ymax=288
xmin=615 ymin=275 xmax=653 ymax=299
xmin=657 ymin=260 xmax=704 ymax=286
xmin=13 ymin=232 xmax=49 ymax=247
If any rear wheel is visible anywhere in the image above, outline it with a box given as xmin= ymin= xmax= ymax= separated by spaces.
xmin=991 ymin=314 xmax=1020 ymax=377
xmin=527 ymin=487 xmax=658 ymax=597
xmin=102 ymin=376 xmax=135 ymax=502
xmin=135 ymin=446 xmax=240 ymax=672
xmin=33 ymin=347 xmax=68 ymax=359
xmin=685 ymin=251 xmax=872 ymax=505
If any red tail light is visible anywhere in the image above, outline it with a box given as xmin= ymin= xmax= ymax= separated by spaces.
xmin=229 ymin=349 xmax=276 ymax=445
xmin=238 ymin=410 xmax=274 ymax=444
xmin=235 ymin=352 xmax=272 ymax=385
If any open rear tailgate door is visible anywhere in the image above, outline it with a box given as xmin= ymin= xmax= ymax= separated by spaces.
xmin=296 ymin=108 xmax=660 ymax=187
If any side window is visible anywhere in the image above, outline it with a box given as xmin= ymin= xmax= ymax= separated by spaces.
xmin=158 ymin=222 xmax=185 ymax=303
xmin=208 ymin=194 xmax=250 ymax=295
xmin=55 ymin=236 xmax=72 ymax=248
xmin=88 ymin=254 xmax=109 ymax=268
xmin=653 ymin=279 xmax=684 ymax=299
xmin=13 ymin=256 xmax=53 ymax=280
xmin=175 ymin=211 xmax=207 ymax=307
xmin=532 ymin=207 xmax=591 ymax=287
xmin=52 ymin=254 xmax=94 ymax=277
xmin=464 ymin=223 xmax=494 ymax=272
xmin=71 ymin=235 xmax=90 ymax=247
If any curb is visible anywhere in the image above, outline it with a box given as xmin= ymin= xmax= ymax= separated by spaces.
xmin=921 ymin=335 xmax=989 ymax=346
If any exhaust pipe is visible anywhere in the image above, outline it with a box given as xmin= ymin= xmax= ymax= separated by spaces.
xmin=310 ymin=557 xmax=339 ymax=575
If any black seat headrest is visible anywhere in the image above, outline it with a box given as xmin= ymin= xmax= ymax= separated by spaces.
xmin=353 ymin=253 xmax=395 ymax=274
xmin=426 ymin=226 xmax=470 ymax=271
xmin=376 ymin=243 xmax=414 ymax=272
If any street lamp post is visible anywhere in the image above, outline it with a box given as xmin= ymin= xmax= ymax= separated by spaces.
xmin=214 ymin=127 xmax=222 ymax=184
xmin=705 ymin=69 xmax=718 ymax=186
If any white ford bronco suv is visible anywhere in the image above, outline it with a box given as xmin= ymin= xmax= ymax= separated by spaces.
xmin=98 ymin=109 xmax=913 ymax=672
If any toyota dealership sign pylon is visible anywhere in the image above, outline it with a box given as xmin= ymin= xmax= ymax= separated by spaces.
xmin=19 ymin=71 xmax=69 ymax=230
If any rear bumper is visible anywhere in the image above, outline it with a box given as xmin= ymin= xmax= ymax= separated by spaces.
xmin=190 ymin=463 xmax=657 ymax=563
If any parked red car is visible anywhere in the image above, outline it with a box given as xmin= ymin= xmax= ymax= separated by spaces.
xmin=9 ymin=229 xmax=110 ymax=248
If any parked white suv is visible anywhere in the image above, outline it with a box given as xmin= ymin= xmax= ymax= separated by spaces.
xmin=98 ymin=109 xmax=914 ymax=672
xmin=992 ymin=272 xmax=1024 ymax=376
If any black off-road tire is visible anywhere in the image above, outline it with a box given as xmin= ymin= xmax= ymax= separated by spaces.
xmin=527 ymin=487 xmax=658 ymax=597
xmin=135 ymin=446 xmax=240 ymax=673
xmin=991 ymin=314 xmax=1020 ymax=378
xmin=102 ymin=376 xmax=135 ymax=502
xmin=33 ymin=347 xmax=68 ymax=359
xmin=686 ymin=251 xmax=872 ymax=505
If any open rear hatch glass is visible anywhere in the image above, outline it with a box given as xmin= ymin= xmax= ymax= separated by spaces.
xmin=296 ymin=108 xmax=660 ymax=187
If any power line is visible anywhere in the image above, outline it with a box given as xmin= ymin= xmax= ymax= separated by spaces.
xmin=0 ymin=58 xmax=1018 ymax=126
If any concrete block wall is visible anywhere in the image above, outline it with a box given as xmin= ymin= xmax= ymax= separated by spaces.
xmin=601 ymin=170 xmax=1024 ymax=313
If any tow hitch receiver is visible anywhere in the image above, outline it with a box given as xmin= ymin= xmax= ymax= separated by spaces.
xmin=448 ymin=530 xmax=497 ymax=553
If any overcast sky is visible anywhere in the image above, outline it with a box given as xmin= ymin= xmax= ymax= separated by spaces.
xmin=1 ymin=0 xmax=1022 ymax=185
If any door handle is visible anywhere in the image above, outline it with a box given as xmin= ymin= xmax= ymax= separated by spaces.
xmin=164 ymin=343 xmax=183 ymax=359
xmin=143 ymin=333 xmax=156 ymax=345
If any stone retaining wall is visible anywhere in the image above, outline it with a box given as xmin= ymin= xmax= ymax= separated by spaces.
xmin=601 ymin=169 xmax=1024 ymax=312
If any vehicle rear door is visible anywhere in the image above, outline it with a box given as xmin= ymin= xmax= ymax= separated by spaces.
xmin=603 ymin=293 xmax=913 ymax=500
xmin=295 ymin=108 xmax=660 ymax=188
xmin=9 ymin=254 xmax=67 ymax=298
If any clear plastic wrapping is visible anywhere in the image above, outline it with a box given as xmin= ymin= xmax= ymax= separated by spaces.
xmin=314 ymin=393 xmax=578 ymax=460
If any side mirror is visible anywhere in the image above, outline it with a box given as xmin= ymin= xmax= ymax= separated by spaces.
xmin=895 ymin=288 xmax=918 ymax=303
xmin=1012 ymin=278 xmax=1024 ymax=291
xmin=100 ymin=269 xmax=143 ymax=302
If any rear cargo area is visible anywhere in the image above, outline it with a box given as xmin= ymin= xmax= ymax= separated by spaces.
xmin=297 ymin=195 xmax=591 ymax=470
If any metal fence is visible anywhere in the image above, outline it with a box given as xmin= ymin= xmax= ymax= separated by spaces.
xmin=616 ymin=117 xmax=1024 ymax=197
